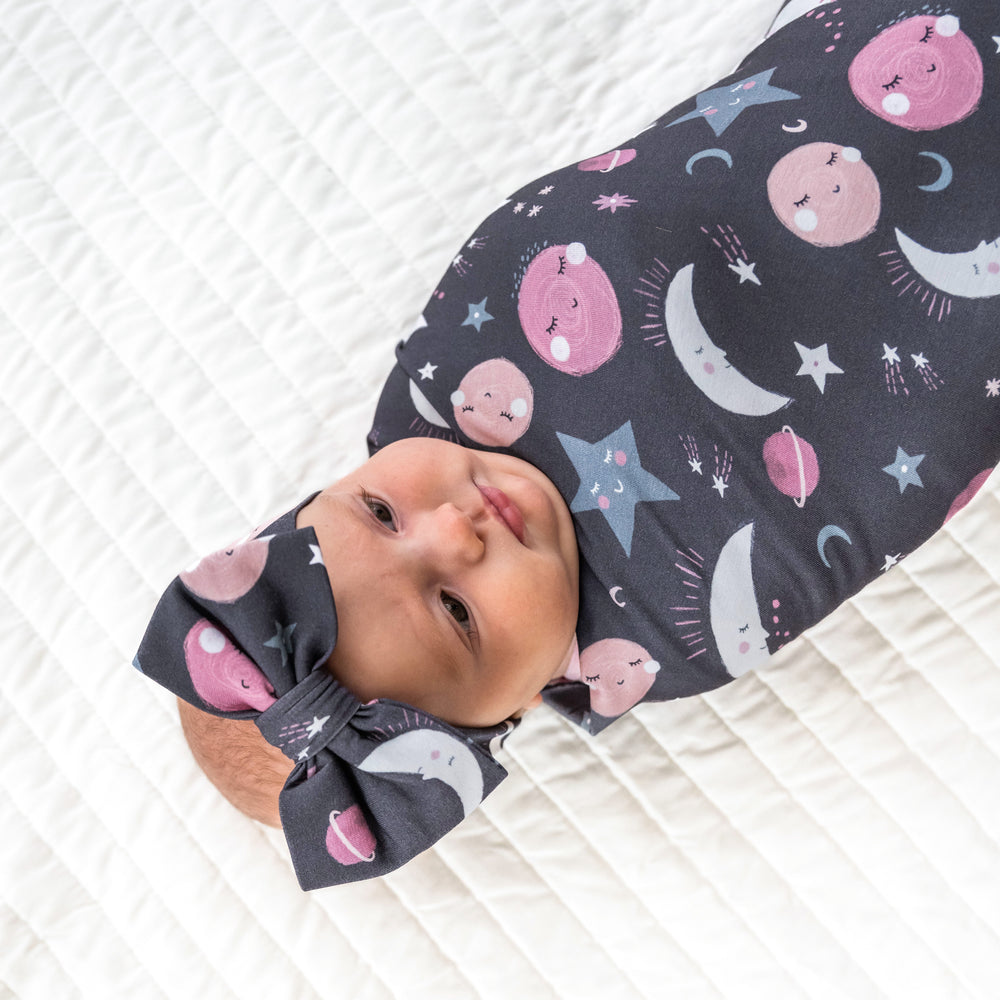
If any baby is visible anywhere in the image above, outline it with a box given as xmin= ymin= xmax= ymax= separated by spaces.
xmin=135 ymin=0 xmax=1000 ymax=888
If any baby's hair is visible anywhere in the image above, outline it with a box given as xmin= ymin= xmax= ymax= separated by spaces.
xmin=177 ymin=699 xmax=292 ymax=828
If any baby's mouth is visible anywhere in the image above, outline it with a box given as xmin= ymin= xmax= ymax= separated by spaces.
xmin=477 ymin=485 xmax=526 ymax=544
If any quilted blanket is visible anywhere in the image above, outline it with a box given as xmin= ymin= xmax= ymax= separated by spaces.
xmin=3 ymin=1 xmax=1000 ymax=998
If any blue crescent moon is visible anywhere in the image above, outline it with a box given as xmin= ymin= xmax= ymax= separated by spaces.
xmin=817 ymin=525 xmax=853 ymax=568
xmin=685 ymin=148 xmax=733 ymax=175
xmin=917 ymin=151 xmax=953 ymax=192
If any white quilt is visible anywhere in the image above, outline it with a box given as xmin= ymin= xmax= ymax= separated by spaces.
xmin=3 ymin=1 xmax=1000 ymax=997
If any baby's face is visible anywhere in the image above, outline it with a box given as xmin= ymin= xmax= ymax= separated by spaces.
xmin=298 ymin=438 xmax=580 ymax=728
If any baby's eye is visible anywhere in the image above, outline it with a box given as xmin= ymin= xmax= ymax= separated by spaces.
xmin=882 ymin=73 xmax=902 ymax=91
xmin=361 ymin=489 xmax=396 ymax=530
xmin=793 ymin=194 xmax=810 ymax=207
xmin=738 ymin=623 xmax=749 ymax=634
xmin=557 ymin=255 xmax=567 ymax=275
xmin=442 ymin=592 xmax=472 ymax=632
xmin=919 ymin=24 xmax=933 ymax=43
xmin=585 ymin=673 xmax=600 ymax=683
xmin=546 ymin=316 xmax=559 ymax=334
xmin=826 ymin=150 xmax=838 ymax=166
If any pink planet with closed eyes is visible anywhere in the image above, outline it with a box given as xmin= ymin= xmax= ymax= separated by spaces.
xmin=767 ymin=142 xmax=881 ymax=247
xmin=183 ymin=618 xmax=276 ymax=711
xmin=518 ymin=243 xmax=622 ymax=375
xmin=581 ymin=637 xmax=660 ymax=718
xmin=180 ymin=536 xmax=271 ymax=602
xmin=848 ymin=15 xmax=982 ymax=131
xmin=450 ymin=358 xmax=534 ymax=447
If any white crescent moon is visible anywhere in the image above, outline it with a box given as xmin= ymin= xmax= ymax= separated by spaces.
xmin=709 ymin=523 xmax=770 ymax=678
xmin=609 ymin=586 xmax=626 ymax=607
xmin=895 ymin=228 xmax=1000 ymax=299
xmin=409 ymin=379 xmax=450 ymax=427
xmin=917 ymin=151 xmax=953 ymax=192
xmin=359 ymin=729 xmax=484 ymax=817
xmin=782 ymin=119 xmax=808 ymax=133
xmin=665 ymin=264 xmax=793 ymax=415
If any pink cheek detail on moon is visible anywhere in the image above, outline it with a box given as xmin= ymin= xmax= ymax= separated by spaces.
xmin=598 ymin=496 xmax=610 ymax=510
xmin=703 ymin=362 xmax=715 ymax=374
xmin=430 ymin=749 xmax=440 ymax=760
xmin=615 ymin=450 xmax=627 ymax=466
xmin=739 ymin=641 xmax=751 ymax=655
xmin=988 ymin=262 xmax=1000 ymax=275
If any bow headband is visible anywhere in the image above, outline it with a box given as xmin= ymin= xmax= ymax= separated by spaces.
xmin=133 ymin=495 xmax=513 ymax=889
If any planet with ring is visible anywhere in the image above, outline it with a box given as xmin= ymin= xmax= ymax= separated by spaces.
xmin=763 ymin=426 xmax=819 ymax=507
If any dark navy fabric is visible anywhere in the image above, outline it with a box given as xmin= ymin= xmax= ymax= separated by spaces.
xmin=369 ymin=2 xmax=1000 ymax=734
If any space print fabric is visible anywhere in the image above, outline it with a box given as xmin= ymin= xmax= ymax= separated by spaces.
xmin=134 ymin=498 xmax=512 ymax=889
xmin=369 ymin=0 xmax=1000 ymax=734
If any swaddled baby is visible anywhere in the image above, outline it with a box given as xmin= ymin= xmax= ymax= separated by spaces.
xmin=135 ymin=0 xmax=1000 ymax=888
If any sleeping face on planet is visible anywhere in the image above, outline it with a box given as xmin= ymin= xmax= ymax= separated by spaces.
xmin=133 ymin=0 xmax=1000 ymax=889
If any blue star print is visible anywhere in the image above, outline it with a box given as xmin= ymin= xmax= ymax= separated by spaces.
xmin=882 ymin=446 xmax=924 ymax=493
xmin=666 ymin=69 xmax=799 ymax=137
xmin=462 ymin=298 xmax=494 ymax=332
xmin=557 ymin=421 xmax=679 ymax=556
xmin=264 ymin=621 xmax=297 ymax=668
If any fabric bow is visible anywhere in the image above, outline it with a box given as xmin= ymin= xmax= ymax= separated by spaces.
xmin=134 ymin=496 xmax=513 ymax=889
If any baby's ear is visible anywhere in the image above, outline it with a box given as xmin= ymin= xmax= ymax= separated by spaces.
xmin=552 ymin=636 xmax=581 ymax=683
xmin=511 ymin=693 xmax=545 ymax=720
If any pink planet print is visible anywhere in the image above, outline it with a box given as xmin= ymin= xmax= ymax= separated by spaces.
xmin=767 ymin=142 xmax=880 ymax=247
xmin=578 ymin=148 xmax=637 ymax=173
xmin=183 ymin=619 xmax=276 ymax=711
xmin=581 ymin=637 xmax=660 ymax=718
xmin=450 ymin=358 xmax=534 ymax=447
xmin=849 ymin=15 xmax=982 ymax=131
xmin=518 ymin=243 xmax=622 ymax=375
xmin=763 ymin=426 xmax=819 ymax=507
xmin=180 ymin=536 xmax=271 ymax=602
xmin=945 ymin=468 xmax=993 ymax=523
xmin=326 ymin=805 xmax=377 ymax=866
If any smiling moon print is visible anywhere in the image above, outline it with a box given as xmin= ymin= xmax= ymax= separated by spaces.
xmin=450 ymin=358 xmax=534 ymax=446
xmin=848 ymin=15 xmax=983 ymax=130
xmin=359 ymin=729 xmax=484 ymax=818
xmin=895 ymin=229 xmax=1000 ymax=299
xmin=182 ymin=619 xmax=277 ymax=711
xmin=767 ymin=143 xmax=881 ymax=246
xmin=179 ymin=536 xmax=271 ymax=602
xmin=664 ymin=264 xmax=792 ymax=416
xmin=518 ymin=243 xmax=622 ymax=375
xmin=709 ymin=523 xmax=770 ymax=678
xmin=580 ymin=638 xmax=661 ymax=718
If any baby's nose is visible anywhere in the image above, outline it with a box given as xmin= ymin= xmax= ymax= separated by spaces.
xmin=423 ymin=502 xmax=485 ymax=567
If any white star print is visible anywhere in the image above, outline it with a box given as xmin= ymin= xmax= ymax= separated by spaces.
xmin=881 ymin=553 xmax=901 ymax=572
xmin=987 ymin=378 xmax=1000 ymax=398
xmin=911 ymin=353 xmax=928 ymax=368
xmin=513 ymin=202 xmax=525 ymax=213
xmin=297 ymin=746 xmax=311 ymax=760
xmin=528 ymin=204 xmax=543 ymax=217
xmin=418 ymin=362 xmax=437 ymax=380
xmin=306 ymin=715 xmax=330 ymax=739
xmin=712 ymin=475 xmax=728 ymax=498
xmin=308 ymin=544 xmax=324 ymax=566
xmin=728 ymin=258 xmax=761 ymax=285
xmin=689 ymin=459 xmax=703 ymax=475
xmin=795 ymin=342 xmax=844 ymax=393
xmin=994 ymin=36 xmax=1000 ymax=53
xmin=882 ymin=344 xmax=901 ymax=364
xmin=538 ymin=185 xmax=554 ymax=195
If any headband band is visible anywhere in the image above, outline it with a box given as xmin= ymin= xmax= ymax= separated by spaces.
xmin=133 ymin=496 xmax=513 ymax=889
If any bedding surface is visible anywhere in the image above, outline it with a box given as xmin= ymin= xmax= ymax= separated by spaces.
xmin=3 ymin=1 xmax=1000 ymax=998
